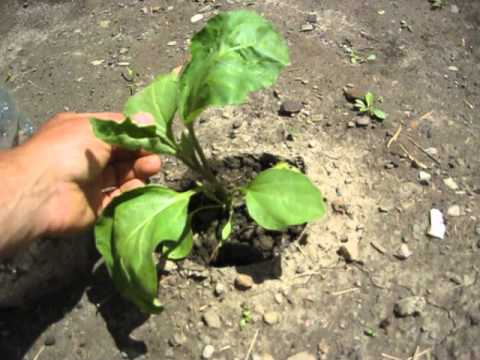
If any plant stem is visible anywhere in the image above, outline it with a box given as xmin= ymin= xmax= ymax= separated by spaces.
xmin=186 ymin=123 xmax=229 ymax=203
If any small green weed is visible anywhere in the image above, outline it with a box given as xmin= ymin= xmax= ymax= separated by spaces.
xmin=430 ymin=0 xmax=446 ymax=9
xmin=354 ymin=92 xmax=387 ymax=121
xmin=239 ymin=305 xmax=253 ymax=330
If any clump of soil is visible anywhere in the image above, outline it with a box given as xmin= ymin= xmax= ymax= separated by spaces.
xmin=182 ymin=153 xmax=307 ymax=267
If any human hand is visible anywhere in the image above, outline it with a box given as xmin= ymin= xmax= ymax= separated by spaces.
xmin=21 ymin=112 xmax=162 ymax=236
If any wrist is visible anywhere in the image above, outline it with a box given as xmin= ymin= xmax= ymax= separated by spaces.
xmin=0 ymin=143 xmax=56 ymax=254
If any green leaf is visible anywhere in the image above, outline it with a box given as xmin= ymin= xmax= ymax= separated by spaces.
xmin=163 ymin=229 xmax=194 ymax=260
xmin=365 ymin=92 xmax=375 ymax=108
xmin=372 ymin=108 xmax=387 ymax=120
xmin=90 ymin=117 xmax=176 ymax=155
xmin=354 ymin=99 xmax=366 ymax=109
xmin=179 ymin=10 xmax=290 ymax=123
xmin=221 ymin=210 xmax=233 ymax=241
xmin=273 ymin=161 xmax=301 ymax=172
xmin=243 ymin=168 xmax=326 ymax=231
xmin=95 ymin=185 xmax=195 ymax=313
xmin=124 ymin=71 xmax=179 ymax=140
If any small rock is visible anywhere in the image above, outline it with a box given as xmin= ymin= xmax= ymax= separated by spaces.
xmin=317 ymin=339 xmax=330 ymax=356
xmin=202 ymin=309 xmax=222 ymax=329
xmin=394 ymin=296 xmax=426 ymax=317
xmin=475 ymin=224 xmax=480 ymax=236
xmin=169 ymin=332 xmax=187 ymax=347
xmin=191 ymin=14 xmax=204 ymax=23
xmin=447 ymin=205 xmax=461 ymax=217
xmin=280 ymin=100 xmax=303 ymax=115
xmin=199 ymin=4 xmax=213 ymax=13
xmin=331 ymin=199 xmax=348 ymax=214
xmin=167 ymin=41 xmax=177 ymax=46
xmin=418 ymin=171 xmax=432 ymax=185
xmin=347 ymin=121 xmax=355 ymax=128
xmin=231 ymin=120 xmax=242 ymax=130
xmin=202 ymin=345 xmax=215 ymax=359
xmin=263 ymin=311 xmax=280 ymax=325
xmin=234 ymin=274 xmax=253 ymax=290
xmin=450 ymin=4 xmax=459 ymax=13
xmin=99 ymin=20 xmax=111 ymax=28
xmin=378 ymin=205 xmax=391 ymax=213
xmin=214 ymin=283 xmax=226 ymax=297
xmin=306 ymin=13 xmax=318 ymax=24
xmin=395 ymin=244 xmax=412 ymax=260
xmin=444 ymin=178 xmax=459 ymax=190
xmin=343 ymin=87 xmax=364 ymax=102
xmin=119 ymin=47 xmax=129 ymax=55
xmin=287 ymin=351 xmax=316 ymax=360
xmin=253 ymin=353 xmax=275 ymax=360
xmin=337 ymin=240 xmax=360 ymax=263
xmin=44 ymin=335 xmax=56 ymax=346
xmin=427 ymin=208 xmax=446 ymax=239
xmin=448 ymin=65 xmax=459 ymax=72
xmin=274 ymin=293 xmax=283 ymax=304
xmin=425 ymin=147 xmax=438 ymax=156
xmin=300 ymin=23 xmax=314 ymax=32
xmin=355 ymin=116 xmax=371 ymax=127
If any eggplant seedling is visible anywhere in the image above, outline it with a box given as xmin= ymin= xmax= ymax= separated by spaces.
xmin=90 ymin=10 xmax=326 ymax=313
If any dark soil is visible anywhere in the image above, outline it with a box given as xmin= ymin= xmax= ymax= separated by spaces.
xmin=184 ymin=153 xmax=306 ymax=267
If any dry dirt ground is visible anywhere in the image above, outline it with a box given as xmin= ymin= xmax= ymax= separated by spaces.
xmin=1 ymin=0 xmax=480 ymax=359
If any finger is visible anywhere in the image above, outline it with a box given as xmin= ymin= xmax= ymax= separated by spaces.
xmin=80 ymin=112 xmax=125 ymax=122
xmin=120 ymin=179 xmax=145 ymax=193
xmin=101 ymin=165 xmax=117 ymax=191
xmin=134 ymin=155 xmax=162 ymax=179
xmin=114 ymin=155 xmax=161 ymax=183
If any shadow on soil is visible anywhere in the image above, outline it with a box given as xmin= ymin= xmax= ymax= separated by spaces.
xmin=0 ymin=266 xmax=150 ymax=360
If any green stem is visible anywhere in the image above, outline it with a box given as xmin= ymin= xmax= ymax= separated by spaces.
xmin=186 ymin=123 xmax=229 ymax=203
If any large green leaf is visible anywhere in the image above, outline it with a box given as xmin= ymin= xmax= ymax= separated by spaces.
xmin=243 ymin=168 xmax=326 ymax=231
xmin=179 ymin=10 xmax=290 ymax=123
xmin=90 ymin=117 xmax=176 ymax=155
xmin=95 ymin=185 xmax=195 ymax=313
xmin=162 ymin=229 xmax=194 ymax=260
xmin=124 ymin=71 xmax=179 ymax=140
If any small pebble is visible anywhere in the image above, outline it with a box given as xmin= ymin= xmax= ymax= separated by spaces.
xmin=280 ymin=100 xmax=303 ymax=115
xmin=444 ymin=177 xmax=459 ymax=190
xmin=395 ymin=244 xmax=412 ymax=260
xmin=263 ymin=311 xmax=280 ymax=325
xmin=300 ymin=23 xmax=314 ymax=32
xmin=202 ymin=309 xmax=222 ymax=329
xmin=394 ymin=296 xmax=426 ymax=317
xmin=418 ymin=171 xmax=432 ymax=185
xmin=287 ymin=351 xmax=316 ymax=360
xmin=347 ymin=121 xmax=355 ymax=128
xmin=447 ymin=205 xmax=461 ymax=217
xmin=428 ymin=208 xmax=446 ymax=239
xmin=450 ymin=4 xmax=459 ymax=13
xmin=356 ymin=116 xmax=371 ymax=127
xmin=214 ymin=283 xmax=226 ymax=297
xmin=202 ymin=345 xmax=215 ymax=359
xmin=191 ymin=14 xmax=204 ymax=23
xmin=234 ymin=274 xmax=254 ymax=290
xmin=274 ymin=293 xmax=283 ymax=304
xmin=44 ymin=335 xmax=56 ymax=346
xmin=448 ymin=65 xmax=459 ymax=72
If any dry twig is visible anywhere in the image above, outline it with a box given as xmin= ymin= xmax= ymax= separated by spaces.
xmin=244 ymin=329 xmax=260 ymax=360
